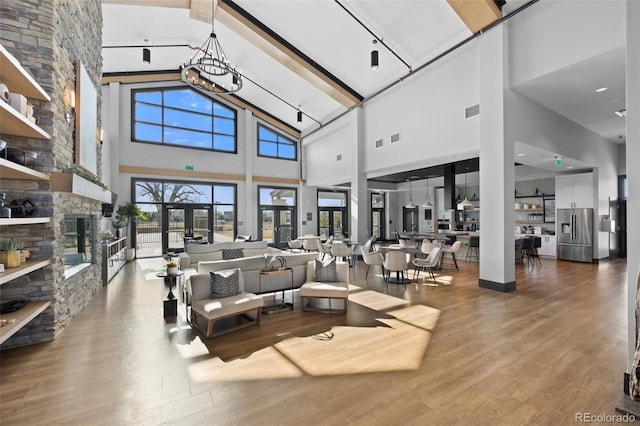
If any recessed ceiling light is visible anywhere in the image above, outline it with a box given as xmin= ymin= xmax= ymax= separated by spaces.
xmin=517 ymin=153 xmax=525 ymax=157
xmin=567 ymin=166 xmax=574 ymax=169
xmin=596 ymin=87 xmax=608 ymax=93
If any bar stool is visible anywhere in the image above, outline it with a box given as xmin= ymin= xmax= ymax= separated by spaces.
xmin=466 ymin=235 xmax=479 ymax=262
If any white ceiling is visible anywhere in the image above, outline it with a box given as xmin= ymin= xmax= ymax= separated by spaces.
xmin=101 ymin=0 xmax=626 ymax=176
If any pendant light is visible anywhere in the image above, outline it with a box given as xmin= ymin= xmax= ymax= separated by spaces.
xmin=457 ymin=171 xmax=473 ymax=209
xmin=422 ymin=176 xmax=433 ymax=207
xmin=405 ymin=179 xmax=416 ymax=209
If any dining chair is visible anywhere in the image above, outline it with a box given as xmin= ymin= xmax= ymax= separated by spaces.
xmin=383 ymin=249 xmax=411 ymax=287
xmin=412 ymin=247 xmax=442 ymax=285
xmin=361 ymin=239 xmax=384 ymax=279
xmin=441 ymin=241 xmax=462 ymax=270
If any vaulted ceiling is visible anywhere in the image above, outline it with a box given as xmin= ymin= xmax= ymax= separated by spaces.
xmin=102 ymin=0 xmax=626 ymax=180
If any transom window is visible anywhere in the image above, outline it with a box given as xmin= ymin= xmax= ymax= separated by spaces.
xmin=132 ymin=87 xmax=236 ymax=153
xmin=257 ymin=124 xmax=297 ymax=160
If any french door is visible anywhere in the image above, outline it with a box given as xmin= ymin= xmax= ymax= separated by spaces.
xmin=259 ymin=206 xmax=295 ymax=248
xmin=162 ymin=204 xmax=212 ymax=252
xmin=318 ymin=208 xmax=346 ymax=240
xmin=371 ymin=193 xmax=385 ymax=240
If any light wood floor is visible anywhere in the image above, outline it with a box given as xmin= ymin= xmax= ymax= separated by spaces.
xmin=0 ymin=256 xmax=629 ymax=425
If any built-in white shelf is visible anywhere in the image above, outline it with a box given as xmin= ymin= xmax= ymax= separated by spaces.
xmin=0 ymin=300 xmax=51 ymax=344
xmin=0 ymin=44 xmax=50 ymax=101
xmin=0 ymin=158 xmax=50 ymax=181
xmin=0 ymin=259 xmax=51 ymax=286
xmin=0 ymin=217 xmax=51 ymax=226
xmin=0 ymin=100 xmax=50 ymax=139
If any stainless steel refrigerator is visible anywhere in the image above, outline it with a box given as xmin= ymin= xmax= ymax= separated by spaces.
xmin=556 ymin=208 xmax=593 ymax=262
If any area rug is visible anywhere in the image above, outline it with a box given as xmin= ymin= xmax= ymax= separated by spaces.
xmin=184 ymin=285 xmax=441 ymax=382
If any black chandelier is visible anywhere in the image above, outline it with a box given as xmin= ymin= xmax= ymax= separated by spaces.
xmin=181 ymin=6 xmax=243 ymax=94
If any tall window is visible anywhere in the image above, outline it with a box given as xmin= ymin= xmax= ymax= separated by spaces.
xmin=132 ymin=87 xmax=236 ymax=153
xmin=257 ymin=124 xmax=297 ymax=160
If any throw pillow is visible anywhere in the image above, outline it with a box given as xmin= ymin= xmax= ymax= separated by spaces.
xmin=314 ymin=258 xmax=338 ymax=282
xmin=209 ymin=269 xmax=240 ymax=299
xmin=222 ymin=248 xmax=244 ymax=260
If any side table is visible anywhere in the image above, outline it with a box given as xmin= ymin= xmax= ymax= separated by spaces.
xmin=156 ymin=270 xmax=184 ymax=318
xmin=259 ymin=267 xmax=294 ymax=314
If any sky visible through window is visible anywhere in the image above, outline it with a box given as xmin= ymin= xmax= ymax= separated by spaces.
xmin=258 ymin=124 xmax=296 ymax=160
xmin=133 ymin=88 xmax=236 ymax=152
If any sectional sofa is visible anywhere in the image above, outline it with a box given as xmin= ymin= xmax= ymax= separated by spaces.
xmin=179 ymin=240 xmax=318 ymax=294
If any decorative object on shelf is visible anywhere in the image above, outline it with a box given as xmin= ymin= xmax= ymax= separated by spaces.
xmin=180 ymin=2 xmax=243 ymax=95
xmin=0 ymin=83 xmax=9 ymax=103
xmin=8 ymin=198 xmax=35 ymax=217
xmin=0 ymin=299 xmax=28 ymax=314
xmin=19 ymin=249 xmax=30 ymax=264
xmin=267 ymin=255 xmax=287 ymax=272
xmin=165 ymin=260 xmax=179 ymax=276
xmin=0 ymin=193 xmax=11 ymax=218
xmin=0 ymin=239 xmax=26 ymax=268
xmin=9 ymin=93 xmax=27 ymax=115
xmin=6 ymin=148 xmax=37 ymax=167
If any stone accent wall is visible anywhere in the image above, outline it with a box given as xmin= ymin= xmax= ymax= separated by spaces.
xmin=0 ymin=0 xmax=104 ymax=349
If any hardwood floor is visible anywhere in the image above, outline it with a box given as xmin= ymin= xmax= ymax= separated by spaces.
xmin=0 ymin=256 xmax=629 ymax=425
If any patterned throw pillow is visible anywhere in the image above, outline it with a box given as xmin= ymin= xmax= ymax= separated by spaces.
xmin=222 ymin=248 xmax=244 ymax=260
xmin=209 ymin=269 xmax=240 ymax=299
xmin=314 ymin=258 xmax=338 ymax=282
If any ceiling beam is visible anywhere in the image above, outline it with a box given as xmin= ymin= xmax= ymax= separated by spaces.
xmin=447 ymin=0 xmax=502 ymax=34
xmin=213 ymin=1 xmax=362 ymax=108
xmin=102 ymin=0 xmax=362 ymax=109
xmin=102 ymin=0 xmax=190 ymax=8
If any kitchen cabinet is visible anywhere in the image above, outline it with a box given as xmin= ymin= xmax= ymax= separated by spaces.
xmin=0 ymin=44 xmax=52 ymax=345
xmin=538 ymin=235 xmax=557 ymax=257
xmin=555 ymin=173 xmax=593 ymax=209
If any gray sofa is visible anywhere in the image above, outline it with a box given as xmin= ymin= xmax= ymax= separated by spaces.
xmin=178 ymin=240 xmax=282 ymax=269
xmin=197 ymin=251 xmax=318 ymax=294
xmin=179 ymin=240 xmax=318 ymax=295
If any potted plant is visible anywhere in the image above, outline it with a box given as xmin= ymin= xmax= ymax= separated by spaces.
xmin=112 ymin=202 xmax=147 ymax=261
xmin=165 ymin=260 xmax=179 ymax=276
xmin=0 ymin=239 xmax=26 ymax=268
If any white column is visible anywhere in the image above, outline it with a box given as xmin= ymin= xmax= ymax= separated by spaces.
xmin=626 ymin=0 xmax=640 ymax=375
xmin=478 ymin=23 xmax=516 ymax=291
xmin=108 ymin=82 xmax=120 ymax=197
xmin=351 ymin=107 xmax=368 ymax=244
xmin=243 ymin=109 xmax=254 ymax=237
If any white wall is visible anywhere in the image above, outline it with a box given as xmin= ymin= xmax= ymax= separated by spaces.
xmin=364 ymin=44 xmax=480 ymax=178
xmin=303 ymin=110 xmax=357 ymax=187
xmin=510 ymin=0 xmax=626 ymax=86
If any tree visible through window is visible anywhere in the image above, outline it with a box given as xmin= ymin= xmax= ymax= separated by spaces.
xmin=257 ymin=124 xmax=297 ymax=160
xmin=132 ymin=87 xmax=236 ymax=152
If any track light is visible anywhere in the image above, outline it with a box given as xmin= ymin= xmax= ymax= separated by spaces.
xmin=371 ymin=40 xmax=379 ymax=70
xmin=297 ymin=107 xmax=303 ymax=123
xmin=142 ymin=47 xmax=151 ymax=64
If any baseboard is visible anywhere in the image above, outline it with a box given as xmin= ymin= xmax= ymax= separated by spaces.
xmin=615 ymin=394 xmax=640 ymax=419
xmin=479 ymin=279 xmax=516 ymax=292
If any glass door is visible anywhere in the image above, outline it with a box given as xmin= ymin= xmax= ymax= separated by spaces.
xmin=258 ymin=206 xmax=295 ymax=248
xmin=162 ymin=204 xmax=212 ymax=252
xmin=371 ymin=193 xmax=385 ymax=239
xmin=318 ymin=208 xmax=346 ymax=240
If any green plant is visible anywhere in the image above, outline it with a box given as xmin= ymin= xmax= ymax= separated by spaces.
xmin=111 ymin=202 xmax=147 ymax=237
xmin=63 ymin=167 xmax=109 ymax=191
xmin=0 ymin=239 xmax=26 ymax=251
